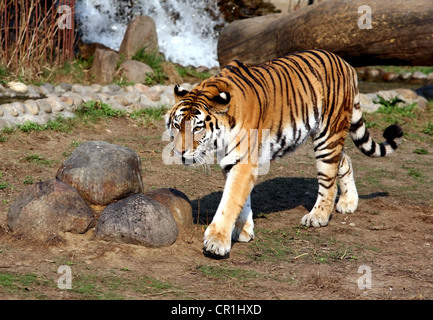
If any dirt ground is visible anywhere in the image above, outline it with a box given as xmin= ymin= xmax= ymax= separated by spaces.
xmin=0 ymin=105 xmax=432 ymax=300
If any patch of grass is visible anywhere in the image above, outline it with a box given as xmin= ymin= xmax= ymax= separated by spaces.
xmin=13 ymin=115 xmax=74 ymax=133
xmin=129 ymin=105 xmax=168 ymax=127
xmin=0 ymin=172 xmax=11 ymax=190
xmin=71 ymin=272 xmax=184 ymax=299
xmin=1 ymin=126 xmax=16 ymax=134
xmin=176 ymin=66 xmax=211 ymax=80
xmin=422 ymin=121 xmax=433 ymax=135
xmin=0 ymin=271 xmax=51 ymax=298
xmin=248 ymin=226 xmax=363 ymax=264
xmin=1 ymin=101 xmax=166 ymax=137
xmin=132 ymin=49 xmax=166 ymax=85
xmin=113 ymin=77 xmax=135 ymax=87
xmin=413 ymin=148 xmax=429 ymax=155
xmin=0 ymin=66 xmax=8 ymax=85
xmin=76 ymin=100 xmax=126 ymax=120
xmin=23 ymin=175 xmax=34 ymax=185
xmin=29 ymin=58 xmax=92 ymax=86
xmin=372 ymin=65 xmax=433 ymax=75
xmin=374 ymin=95 xmax=417 ymax=125
xmin=23 ymin=153 xmax=52 ymax=166
xmin=406 ymin=167 xmax=425 ymax=180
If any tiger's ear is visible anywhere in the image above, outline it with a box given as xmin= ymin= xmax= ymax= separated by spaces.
xmin=174 ymin=84 xmax=189 ymax=103
xmin=212 ymin=92 xmax=231 ymax=105
xmin=211 ymin=92 xmax=231 ymax=113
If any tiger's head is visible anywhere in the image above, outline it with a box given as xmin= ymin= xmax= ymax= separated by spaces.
xmin=165 ymin=78 xmax=233 ymax=166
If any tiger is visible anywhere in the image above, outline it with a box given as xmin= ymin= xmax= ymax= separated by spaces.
xmin=165 ymin=49 xmax=403 ymax=258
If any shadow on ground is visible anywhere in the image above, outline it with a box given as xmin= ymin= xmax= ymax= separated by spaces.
xmin=191 ymin=177 xmax=389 ymax=225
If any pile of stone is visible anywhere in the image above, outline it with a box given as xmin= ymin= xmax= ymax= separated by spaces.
xmin=357 ymin=67 xmax=433 ymax=85
xmin=7 ymin=141 xmax=193 ymax=247
xmin=359 ymin=88 xmax=430 ymax=113
xmin=0 ymin=80 xmax=196 ymax=131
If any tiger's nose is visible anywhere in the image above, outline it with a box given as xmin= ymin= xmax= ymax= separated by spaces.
xmin=174 ymin=148 xmax=190 ymax=157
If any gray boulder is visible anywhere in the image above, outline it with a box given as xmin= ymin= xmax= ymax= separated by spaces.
xmin=7 ymin=179 xmax=94 ymax=240
xmin=144 ymin=188 xmax=193 ymax=228
xmin=119 ymin=15 xmax=159 ymax=59
xmin=56 ymin=141 xmax=144 ymax=206
xmin=91 ymin=48 xmax=120 ymax=84
xmin=95 ymin=194 xmax=178 ymax=247
xmin=119 ymin=60 xmax=154 ymax=83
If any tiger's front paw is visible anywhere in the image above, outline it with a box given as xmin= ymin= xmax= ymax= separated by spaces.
xmin=203 ymin=223 xmax=231 ymax=258
xmin=301 ymin=213 xmax=329 ymax=227
xmin=232 ymin=222 xmax=254 ymax=243
xmin=336 ymin=193 xmax=358 ymax=214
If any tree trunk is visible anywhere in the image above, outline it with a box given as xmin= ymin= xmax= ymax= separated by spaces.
xmin=217 ymin=0 xmax=433 ymax=67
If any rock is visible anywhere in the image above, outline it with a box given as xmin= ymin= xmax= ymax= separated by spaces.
xmin=71 ymin=84 xmax=88 ymax=95
xmin=139 ymin=95 xmax=157 ymax=107
xmin=414 ymin=96 xmax=428 ymax=110
xmin=101 ymin=84 xmax=121 ymax=93
xmin=45 ymin=96 xmax=66 ymax=112
xmin=119 ymin=60 xmax=154 ymax=83
xmin=61 ymin=92 xmax=83 ymax=108
xmin=161 ymin=62 xmax=183 ymax=84
xmin=3 ymin=103 xmax=20 ymax=117
xmin=143 ymin=89 xmax=161 ymax=102
xmin=59 ymin=95 xmax=75 ymax=107
xmin=374 ymin=90 xmax=402 ymax=102
xmin=412 ymin=71 xmax=427 ymax=80
xmin=24 ymin=100 xmax=39 ymax=115
xmin=382 ymin=72 xmax=398 ymax=82
xmin=133 ymin=83 xmax=150 ymax=93
xmin=41 ymin=83 xmax=55 ymax=93
xmin=12 ymin=102 xmax=26 ymax=114
xmin=56 ymin=141 xmax=144 ymax=206
xmin=144 ymin=188 xmax=193 ymax=228
xmin=111 ymin=95 xmax=129 ymax=106
xmin=415 ymin=84 xmax=433 ymax=100
xmin=6 ymin=81 xmax=28 ymax=94
xmin=81 ymin=92 xmax=101 ymax=103
xmin=91 ymin=48 xmax=120 ymax=84
xmin=95 ymin=193 xmax=178 ymax=247
xmin=90 ymin=84 xmax=103 ymax=92
xmin=35 ymin=99 xmax=52 ymax=113
xmin=399 ymin=72 xmax=412 ymax=81
xmin=0 ymin=119 xmax=13 ymax=130
xmin=119 ymin=15 xmax=159 ymax=60
xmin=393 ymin=88 xmax=418 ymax=100
xmin=26 ymin=85 xmax=41 ymax=99
xmin=7 ymin=179 xmax=94 ymax=240
xmin=365 ymin=68 xmax=382 ymax=81
xmin=54 ymin=85 xmax=66 ymax=94
xmin=159 ymin=85 xmax=176 ymax=105
xmin=59 ymin=82 xmax=73 ymax=91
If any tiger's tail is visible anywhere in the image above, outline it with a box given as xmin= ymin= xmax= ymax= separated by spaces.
xmin=349 ymin=92 xmax=403 ymax=157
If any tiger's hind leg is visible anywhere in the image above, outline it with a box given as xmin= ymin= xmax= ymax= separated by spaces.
xmin=336 ymin=150 xmax=358 ymax=214
xmin=301 ymin=135 xmax=345 ymax=227
xmin=232 ymin=194 xmax=255 ymax=243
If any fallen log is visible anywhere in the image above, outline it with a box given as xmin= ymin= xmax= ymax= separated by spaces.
xmin=217 ymin=0 xmax=433 ymax=67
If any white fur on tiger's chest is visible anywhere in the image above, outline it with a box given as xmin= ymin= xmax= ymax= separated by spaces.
xmin=266 ymin=123 xmax=312 ymax=160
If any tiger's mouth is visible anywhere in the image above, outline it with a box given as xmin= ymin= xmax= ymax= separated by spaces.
xmin=172 ymin=147 xmax=212 ymax=168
